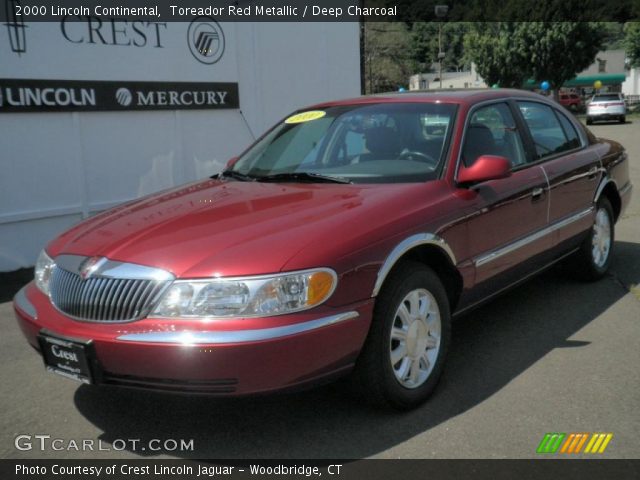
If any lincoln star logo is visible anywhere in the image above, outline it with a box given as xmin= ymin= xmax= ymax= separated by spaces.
xmin=5 ymin=0 xmax=27 ymax=55
xmin=187 ymin=16 xmax=225 ymax=65
xmin=79 ymin=257 xmax=103 ymax=280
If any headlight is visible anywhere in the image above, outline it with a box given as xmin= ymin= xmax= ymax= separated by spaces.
xmin=152 ymin=268 xmax=337 ymax=318
xmin=35 ymin=249 xmax=55 ymax=295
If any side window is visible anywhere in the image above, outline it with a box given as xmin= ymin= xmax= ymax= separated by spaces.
xmin=462 ymin=103 xmax=527 ymax=167
xmin=555 ymin=112 xmax=581 ymax=150
xmin=518 ymin=101 xmax=579 ymax=160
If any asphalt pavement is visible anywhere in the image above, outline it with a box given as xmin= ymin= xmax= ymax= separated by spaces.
xmin=1 ymin=121 xmax=638 ymax=460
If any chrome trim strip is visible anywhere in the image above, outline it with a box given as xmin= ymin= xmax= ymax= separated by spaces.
xmin=116 ymin=311 xmax=360 ymax=344
xmin=14 ymin=286 xmax=37 ymax=319
xmin=372 ymin=233 xmax=457 ymax=297
xmin=455 ymin=247 xmax=579 ymax=317
xmin=474 ymin=207 xmax=594 ymax=267
xmin=54 ymin=255 xmax=175 ymax=281
xmin=594 ymin=177 xmax=618 ymax=203
xmin=539 ymin=165 xmax=551 ymax=223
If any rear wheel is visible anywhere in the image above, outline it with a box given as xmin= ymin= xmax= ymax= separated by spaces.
xmin=352 ymin=262 xmax=451 ymax=410
xmin=569 ymin=197 xmax=614 ymax=281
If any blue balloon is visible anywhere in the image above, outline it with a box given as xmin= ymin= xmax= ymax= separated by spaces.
xmin=540 ymin=81 xmax=550 ymax=91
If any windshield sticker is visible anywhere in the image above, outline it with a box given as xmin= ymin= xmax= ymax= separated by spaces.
xmin=284 ymin=110 xmax=326 ymax=124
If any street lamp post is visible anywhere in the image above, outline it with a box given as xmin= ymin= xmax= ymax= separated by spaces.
xmin=435 ymin=5 xmax=449 ymax=90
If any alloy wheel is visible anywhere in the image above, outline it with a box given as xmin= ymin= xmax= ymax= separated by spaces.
xmin=389 ymin=288 xmax=441 ymax=389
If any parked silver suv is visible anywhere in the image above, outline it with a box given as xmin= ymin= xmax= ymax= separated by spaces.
xmin=587 ymin=93 xmax=626 ymax=125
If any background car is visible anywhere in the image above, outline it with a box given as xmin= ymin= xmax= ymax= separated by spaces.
xmin=558 ymin=92 xmax=583 ymax=112
xmin=587 ymin=92 xmax=626 ymax=124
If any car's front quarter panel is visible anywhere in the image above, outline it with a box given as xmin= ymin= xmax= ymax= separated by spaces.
xmin=14 ymin=281 xmax=374 ymax=395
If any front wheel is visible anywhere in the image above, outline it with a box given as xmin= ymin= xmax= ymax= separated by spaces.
xmin=569 ymin=197 xmax=615 ymax=281
xmin=352 ymin=262 xmax=451 ymax=410
xmin=620 ymin=116 xmax=626 ymax=124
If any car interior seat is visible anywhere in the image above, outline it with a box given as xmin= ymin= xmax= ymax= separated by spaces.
xmin=360 ymin=126 xmax=402 ymax=162
xmin=462 ymin=124 xmax=500 ymax=167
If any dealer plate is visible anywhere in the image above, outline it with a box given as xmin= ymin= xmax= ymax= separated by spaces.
xmin=37 ymin=333 xmax=94 ymax=384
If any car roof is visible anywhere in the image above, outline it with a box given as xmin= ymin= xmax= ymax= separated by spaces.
xmin=308 ymin=88 xmax=550 ymax=109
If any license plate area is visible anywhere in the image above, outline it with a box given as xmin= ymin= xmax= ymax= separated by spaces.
xmin=37 ymin=331 xmax=96 ymax=384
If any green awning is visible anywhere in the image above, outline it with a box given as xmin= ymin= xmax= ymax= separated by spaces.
xmin=564 ymin=74 xmax=626 ymax=87
xmin=523 ymin=73 xmax=626 ymax=89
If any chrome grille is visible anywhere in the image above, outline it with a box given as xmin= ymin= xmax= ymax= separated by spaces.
xmin=49 ymin=262 xmax=172 ymax=323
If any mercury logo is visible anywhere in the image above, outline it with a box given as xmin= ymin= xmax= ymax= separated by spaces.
xmin=187 ymin=16 xmax=225 ymax=65
xmin=115 ymin=88 xmax=132 ymax=106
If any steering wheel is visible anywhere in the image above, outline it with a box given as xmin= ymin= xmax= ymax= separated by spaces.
xmin=398 ymin=150 xmax=438 ymax=165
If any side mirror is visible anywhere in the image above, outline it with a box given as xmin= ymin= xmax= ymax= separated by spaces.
xmin=457 ymin=155 xmax=511 ymax=186
xmin=226 ymin=156 xmax=239 ymax=169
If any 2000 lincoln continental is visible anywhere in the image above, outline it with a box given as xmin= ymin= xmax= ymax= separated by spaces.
xmin=14 ymin=89 xmax=632 ymax=409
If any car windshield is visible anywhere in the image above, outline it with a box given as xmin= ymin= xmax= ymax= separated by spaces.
xmin=229 ymin=102 xmax=457 ymax=184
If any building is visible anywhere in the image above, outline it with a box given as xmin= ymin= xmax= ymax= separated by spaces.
xmin=562 ymin=49 xmax=627 ymax=93
xmin=0 ymin=21 xmax=360 ymax=271
xmin=409 ymin=63 xmax=487 ymax=91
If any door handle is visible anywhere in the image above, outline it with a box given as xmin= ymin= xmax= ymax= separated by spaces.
xmin=531 ymin=187 xmax=545 ymax=202
xmin=587 ymin=167 xmax=599 ymax=180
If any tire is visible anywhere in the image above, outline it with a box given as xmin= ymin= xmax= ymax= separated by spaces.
xmin=620 ymin=116 xmax=626 ymax=124
xmin=569 ymin=197 xmax=615 ymax=281
xmin=351 ymin=262 xmax=451 ymax=410
xmin=586 ymin=118 xmax=593 ymax=125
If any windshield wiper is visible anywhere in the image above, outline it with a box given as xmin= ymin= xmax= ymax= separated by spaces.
xmin=215 ymin=170 xmax=256 ymax=182
xmin=256 ymin=172 xmax=352 ymax=184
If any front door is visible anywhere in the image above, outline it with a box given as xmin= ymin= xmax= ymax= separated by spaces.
xmin=455 ymin=102 xmax=550 ymax=308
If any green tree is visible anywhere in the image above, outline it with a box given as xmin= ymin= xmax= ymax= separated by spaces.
xmin=522 ymin=22 xmax=606 ymax=97
xmin=624 ymin=22 xmax=640 ymax=67
xmin=410 ymin=22 xmax=471 ymax=73
xmin=464 ymin=23 xmax=605 ymax=95
xmin=363 ymin=22 xmax=415 ymax=94
xmin=463 ymin=23 xmax=531 ymax=88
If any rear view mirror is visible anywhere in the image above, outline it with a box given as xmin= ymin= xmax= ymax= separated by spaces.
xmin=457 ymin=155 xmax=511 ymax=186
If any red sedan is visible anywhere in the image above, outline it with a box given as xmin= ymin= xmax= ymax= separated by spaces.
xmin=14 ymin=89 xmax=632 ymax=409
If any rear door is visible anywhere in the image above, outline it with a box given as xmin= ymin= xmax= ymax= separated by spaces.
xmin=516 ymin=101 xmax=600 ymax=246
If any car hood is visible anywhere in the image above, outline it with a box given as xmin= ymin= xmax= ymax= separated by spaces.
xmin=48 ymin=178 xmax=450 ymax=278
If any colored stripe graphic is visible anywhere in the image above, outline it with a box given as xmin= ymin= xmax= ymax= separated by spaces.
xmin=584 ymin=433 xmax=613 ymax=453
xmin=538 ymin=433 xmax=613 ymax=454
xmin=537 ymin=433 xmax=566 ymax=453
xmin=559 ymin=433 xmax=589 ymax=453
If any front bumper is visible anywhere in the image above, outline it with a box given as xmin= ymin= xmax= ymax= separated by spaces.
xmin=14 ymin=283 xmax=374 ymax=395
